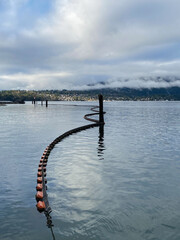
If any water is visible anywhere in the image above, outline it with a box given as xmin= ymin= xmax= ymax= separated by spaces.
xmin=0 ymin=101 xmax=180 ymax=240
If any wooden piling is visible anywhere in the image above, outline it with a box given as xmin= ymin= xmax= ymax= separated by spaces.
xmin=98 ymin=94 xmax=104 ymax=124
xmin=46 ymin=100 xmax=48 ymax=107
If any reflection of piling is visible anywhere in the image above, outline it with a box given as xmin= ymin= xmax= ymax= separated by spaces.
xmin=41 ymin=101 xmax=43 ymax=106
xmin=99 ymin=124 xmax=104 ymax=139
xmin=98 ymin=94 xmax=104 ymax=124
xmin=98 ymin=125 xmax=105 ymax=160
xmin=46 ymin=100 xmax=48 ymax=107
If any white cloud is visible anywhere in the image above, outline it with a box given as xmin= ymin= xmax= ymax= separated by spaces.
xmin=20 ymin=0 xmax=180 ymax=60
xmin=0 ymin=71 xmax=73 ymax=90
xmin=0 ymin=0 xmax=180 ymax=89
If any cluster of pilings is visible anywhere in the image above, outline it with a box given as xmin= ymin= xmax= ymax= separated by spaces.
xmin=32 ymin=98 xmax=48 ymax=107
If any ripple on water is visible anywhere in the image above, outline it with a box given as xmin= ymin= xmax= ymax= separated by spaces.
xmin=0 ymin=101 xmax=180 ymax=240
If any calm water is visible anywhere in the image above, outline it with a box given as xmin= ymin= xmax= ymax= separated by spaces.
xmin=0 ymin=101 xmax=180 ymax=240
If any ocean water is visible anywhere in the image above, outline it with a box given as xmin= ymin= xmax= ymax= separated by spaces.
xmin=0 ymin=101 xmax=180 ymax=240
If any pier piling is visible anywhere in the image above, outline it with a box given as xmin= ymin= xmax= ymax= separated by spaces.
xmin=98 ymin=94 xmax=104 ymax=124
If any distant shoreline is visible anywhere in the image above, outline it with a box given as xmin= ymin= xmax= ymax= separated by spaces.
xmin=0 ymin=87 xmax=180 ymax=101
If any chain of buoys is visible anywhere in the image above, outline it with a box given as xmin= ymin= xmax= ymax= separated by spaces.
xmin=35 ymin=95 xmax=105 ymax=230
xmin=35 ymin=123 xmax=100 ymax=213
xmin=84 ymin=106 xmax=106 ymax=123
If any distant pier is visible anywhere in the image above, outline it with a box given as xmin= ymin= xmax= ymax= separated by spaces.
xmin=0 ymin=100 xmax=25 ymax=105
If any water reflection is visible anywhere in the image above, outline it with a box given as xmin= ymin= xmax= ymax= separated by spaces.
xmin=98 ymin=125 xmax=105 ymax=160
xmin=1 ymin=102 xmax=179 ymax=240
xmin=44 ymin=124 xmax=105 ymax=239
xmin=49 ymin=226 xmax=56 ymax=240
xmin=45 ymin=212 xmax=56 ymax=240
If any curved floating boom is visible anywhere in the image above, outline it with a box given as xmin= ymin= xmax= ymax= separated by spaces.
xmin=35 ymin=94 xmax=105 ymax=227
xmin=84 ymin=106 xmax=106 ymax=123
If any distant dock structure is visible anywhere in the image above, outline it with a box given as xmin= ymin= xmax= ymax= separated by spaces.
xmin=32 ymin=98 xmax=48 ymax=107
xmin=32 ymin=97 xmax=36 ymax=104
xmin=0 ymin=100 xmax=25 ymax=105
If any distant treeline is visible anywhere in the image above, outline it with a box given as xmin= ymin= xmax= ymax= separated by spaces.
xmin=0 ymin=87 xmax=180 ymax=101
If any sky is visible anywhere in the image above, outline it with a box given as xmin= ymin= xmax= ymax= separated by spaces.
xmin=0 ymin=0 xmax=180 ymax=90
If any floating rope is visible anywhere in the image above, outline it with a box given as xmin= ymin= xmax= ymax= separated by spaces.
xmin=35 ymin=95 xmax=105 ymax=231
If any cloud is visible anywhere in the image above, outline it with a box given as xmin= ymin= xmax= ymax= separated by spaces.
xmin=26 ymin=0 xmax=180 ymax=61
xmin=0 ymin=0 xmax=180 ymax=89
xmin=75 ymin=76 xmax=180 ymax=91
xmin=0 ymin=71 xmax=73 ymax=89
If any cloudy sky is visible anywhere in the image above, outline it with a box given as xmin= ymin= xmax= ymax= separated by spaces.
xmin=0 ymin=0 xmax=180 ymax=90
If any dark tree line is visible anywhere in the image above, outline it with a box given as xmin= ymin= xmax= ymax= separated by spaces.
xmin=0 ymin=87 xmax=180 ymax=101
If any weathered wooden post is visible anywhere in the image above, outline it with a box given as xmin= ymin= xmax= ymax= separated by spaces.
xmin=46 ymin=100 xmax=48 ymax=107
xmin=98 ymin=94 xmax=104 ymax=124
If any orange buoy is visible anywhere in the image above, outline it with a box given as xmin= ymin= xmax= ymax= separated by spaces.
xmin=37 ymin=171 xmax=42 ymax=177
xmin=37 ymin=177 xmax=47 ymax=183
xmin=36 ymin=184 xmax=43 ymax=190
xmin=38 ymin=167 xmax=46 ymax=172
xmin=37 ymin=177 xmax=43 ymax=183
xmin=37 ymin=172 xmax=46 ymax=177
xmin=36 ymin=191 xmax=43 ymax=200
xmin=36 ymin=201 xmax=45 ymax=212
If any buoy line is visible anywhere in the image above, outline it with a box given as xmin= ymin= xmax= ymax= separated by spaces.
xmin=35 ymin=98 xmax=105 ymax=230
